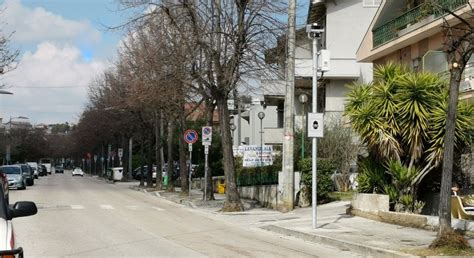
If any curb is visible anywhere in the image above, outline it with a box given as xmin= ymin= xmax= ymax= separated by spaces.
xmin=260 ymin=225 xmax=410 ymax=258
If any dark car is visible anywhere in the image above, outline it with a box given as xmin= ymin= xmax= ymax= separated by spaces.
xmin=38 ymin=165 xmax=48 ymax=176
xmin=55 ymin=165 xmax=64 ymax=174
xmin=20 ymin=164 xmax=34 ymax=186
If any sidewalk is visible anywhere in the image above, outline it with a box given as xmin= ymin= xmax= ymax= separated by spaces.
xmin=129 ymin=185 xmax=474 ymax=257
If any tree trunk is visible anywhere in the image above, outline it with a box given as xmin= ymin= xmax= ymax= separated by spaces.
xmin=146 ymin=134 xmax=153 ymax=188
xmin=204 ymin=100 xmax=215 ymax=201
xmin=139 ymin=137 xmax=145 ymax=187
xmin=217 ymin=96 xmax=243 ymax=211
xmin=155 ymin=112 xmax=163 ymax=190
xmin=179 ymin=110 xmax=189 ymax=194
xmin=436 ymin=66 xmax=462 ymax=237
xmin=167 ymin=119 xmax=175 ymax=192
xmin=160 ymin=112 xmax=165 ymax=188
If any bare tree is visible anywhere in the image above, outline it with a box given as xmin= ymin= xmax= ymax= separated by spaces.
xmin=118 ymin=0 xmax=285 ymax=211
xmin=428 ymin=1 xmax=474 ymax=249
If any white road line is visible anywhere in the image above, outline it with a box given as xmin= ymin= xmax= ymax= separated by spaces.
xmin=100 ymin=204 xmax=115 ymax=210
xmin=126 ymin=205 xmax=139 ymax=210
xmin=152 ymin=206 xmax=164 ymax=211
xmin=71 ymin=205 xmax=85 ymax=210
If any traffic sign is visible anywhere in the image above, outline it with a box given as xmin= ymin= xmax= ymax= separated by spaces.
xmin=184 ymin=129 xmax=199 ymax=144
xmin=94 ymin=155 xmax=98 ymax=162
xmin=307 ymin=113 xmax=324 ymax=138
xmin=118 ymin=148 xmax=123 ymax=158
xmin=202 ymin=126 xmax=212 ymax=145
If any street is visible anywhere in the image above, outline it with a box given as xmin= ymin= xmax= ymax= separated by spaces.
xmin=10 ymin=170 xmax=359 ymax=257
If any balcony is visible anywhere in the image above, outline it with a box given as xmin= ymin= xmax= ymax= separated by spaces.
xmin=372 ymin=0 xmax=467 ymax=48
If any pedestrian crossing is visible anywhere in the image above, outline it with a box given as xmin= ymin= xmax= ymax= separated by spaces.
xmin=37 ymin=204 xmax=166 ymax=212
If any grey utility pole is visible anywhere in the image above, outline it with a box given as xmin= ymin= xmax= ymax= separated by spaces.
xmin=280 ymin=0 xmax=296 ymax=212
xmin=306 ymin=22 xmax=325 ymax=229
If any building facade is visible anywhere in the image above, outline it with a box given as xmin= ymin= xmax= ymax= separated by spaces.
xmin=357 ymin=0 xmax=474 ymax=103
xmin=260 ymin=0 xmax=379 ymax=145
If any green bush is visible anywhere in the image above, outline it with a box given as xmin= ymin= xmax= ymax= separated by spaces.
xmin=356 ymin=157 xmax=388 ymax=193
xmin=235 ymin=155 xmax=281 ymax=186
xmin=298 ymin=158 xmax=336 ymax=202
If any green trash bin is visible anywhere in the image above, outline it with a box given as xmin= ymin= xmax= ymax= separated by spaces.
xmin=163 ymin=175 xmax=168 ymax=187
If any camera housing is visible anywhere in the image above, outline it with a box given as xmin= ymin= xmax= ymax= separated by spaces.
xmin=306 ymin=23 xmax=324 ymax=34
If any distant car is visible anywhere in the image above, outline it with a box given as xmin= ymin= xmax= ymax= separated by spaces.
xmin=27 ymin=162 xmax=39 ymax=179
xmin=72 ymin=167 xmax=84 ymax=177
xmin=20 ymin=164 xmax=34 ymax=186
xmin=55 ymin=165 xmax=64 ymax=174
xmin=1 ymin=165 xmax=27 ymax=191
xmin=38 ymin=165 xmax=48 ymax=176
xmin=0 ymin=181 xmax=37 ymax=257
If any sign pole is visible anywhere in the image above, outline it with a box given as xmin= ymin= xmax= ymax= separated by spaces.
xmin=184 ymin=129 xmax=199 ymax=199
xmin=204 ymin=145 xmax=209 ymax=202
xmin=188 ymin=143 xmax=192 ymax=198
xmin=201 ymin=126 xmax=212 ymax=201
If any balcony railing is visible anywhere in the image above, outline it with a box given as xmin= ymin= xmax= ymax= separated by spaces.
xmin=372 ymin=0 xmax=467 ymax=48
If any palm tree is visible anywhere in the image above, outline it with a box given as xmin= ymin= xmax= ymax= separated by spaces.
xmin=345 ymin=62 xmax=473 ymax=190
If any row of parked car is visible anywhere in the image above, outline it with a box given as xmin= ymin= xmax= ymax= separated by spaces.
xmin=0 ymin=163 xmax=39 ymax=256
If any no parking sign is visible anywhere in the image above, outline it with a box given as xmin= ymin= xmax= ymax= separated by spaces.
xmin=202 ymin=126 xmax=212 ymax=146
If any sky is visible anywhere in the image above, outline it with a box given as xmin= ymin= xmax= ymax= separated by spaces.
xmin=0 ymin=0 xmax=309 ymax=125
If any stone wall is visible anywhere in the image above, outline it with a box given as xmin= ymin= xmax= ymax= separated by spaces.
xmin=351 ymin=193 xmax=389 ymax=212
xmin=238 ymin=185 xmax=278 ymax=208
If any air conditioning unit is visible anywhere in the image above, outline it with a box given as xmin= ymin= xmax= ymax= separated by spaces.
xmin=460 ymin=80 xmax=473 ymax=92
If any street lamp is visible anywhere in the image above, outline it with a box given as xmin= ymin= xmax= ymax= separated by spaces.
xmin=0 ymin=90 xmax=13 ymax=95
xmin=257 ymin=111 xmax=265 ymax=167
xmin=230 ymin=123 xmax=236 ymax=145
xmin=298 ymin=93 xmax=308 ymax=159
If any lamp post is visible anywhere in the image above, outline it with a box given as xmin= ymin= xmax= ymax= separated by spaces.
xmin=257 ymin=111 xmax=265 ymax=167
xmin=230 ymin=124 xmax=236 ymax=145
xmin=298 ymin=94 xmax=308 ymax=159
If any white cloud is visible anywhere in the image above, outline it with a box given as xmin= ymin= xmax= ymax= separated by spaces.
xmin=0 ymin=42 xmax=108 ymax=124
xmin=1 ymin=0 xmax=101 ymax=44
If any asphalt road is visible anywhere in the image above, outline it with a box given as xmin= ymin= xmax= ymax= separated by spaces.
xmin=10 ymin=170 xmax=359 ymax=257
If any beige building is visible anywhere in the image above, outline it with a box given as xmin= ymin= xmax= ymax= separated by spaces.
xmin=357 ymin=0 xmax=474 ymax=103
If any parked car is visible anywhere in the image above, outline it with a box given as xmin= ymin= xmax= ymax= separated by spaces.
xmin=38 ymin=165 xmax=48 ymax=176
xmin=55 ymin=165 xmax=64 ymax=174
xmin=20 ymin=164 xmax=34 ymax=186
xmin=0 ymin=180 xmax=37 ymax=257
xmin=132 ymin=166 xmax=156 ymax=181
xmin=27 ymin=162 xmax=39 ymax=179
xmin=0 ymin=168 xmax=10 ymax=204
xmin=39 ymin=158 xmax=52 ymax=174
xmin=72 ymin=167 xmax=84 ymax=177
xmin=1 ymin=165 xmax=27 ymax=191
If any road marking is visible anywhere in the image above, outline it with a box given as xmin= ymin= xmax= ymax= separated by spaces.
xmin=126 ymin=205 xmax=139 ymax=210
xmin=152 ymin=206 xmax=164 ymax=211
xmin=100 ymin=204 xmax=114 ymax=210
xmin=71 ymin=205 xmax=85 ymax=210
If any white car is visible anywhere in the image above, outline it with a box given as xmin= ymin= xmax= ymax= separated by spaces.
xmin=26 ymin=162 xmax=39 ymax=179
xmin=72 ymin=168 xmax=84 ymax=177
xmin=0 ymin=184 xmax=37 ymax=256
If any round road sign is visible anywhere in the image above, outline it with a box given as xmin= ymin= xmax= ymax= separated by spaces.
xmin=184 ymin=129 xmax=199 ymax=144
xmin=203 ymin=127 xmax=211 ymax=136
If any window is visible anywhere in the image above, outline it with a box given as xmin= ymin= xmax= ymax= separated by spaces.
xmin=363 ymin=0 xmax=381 ymax=7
